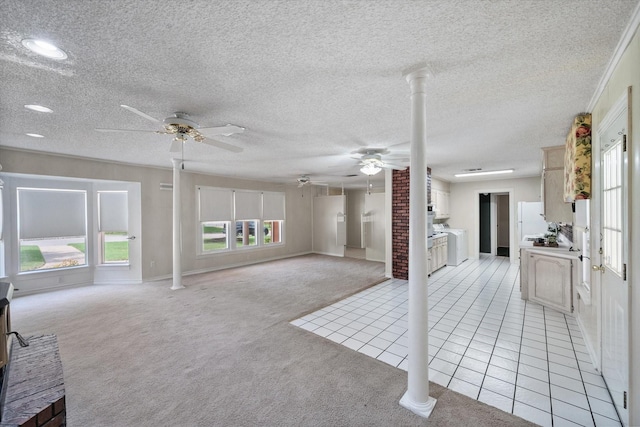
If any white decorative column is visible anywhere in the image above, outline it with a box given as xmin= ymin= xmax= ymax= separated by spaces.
xmin=399 ymin=63 xmax=436 ymax=418
xmin=171 ymin=158 xmax=185 ymax=290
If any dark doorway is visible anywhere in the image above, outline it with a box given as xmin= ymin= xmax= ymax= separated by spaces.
xmin=479 ymin=193 xmax=491 ymax=253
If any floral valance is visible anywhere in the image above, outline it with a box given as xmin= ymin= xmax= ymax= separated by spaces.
xmin=564 ymin=114 xmax=591 ymax=201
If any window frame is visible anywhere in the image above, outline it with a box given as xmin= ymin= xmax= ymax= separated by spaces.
xmin=197 ymin=187 xmax=285 ymax=255
xmin=16 ymin=187 xmax=88 ymax=273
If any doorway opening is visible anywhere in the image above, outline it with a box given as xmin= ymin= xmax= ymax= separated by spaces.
xmin=477 ymin=191 xmax=511 ymax=258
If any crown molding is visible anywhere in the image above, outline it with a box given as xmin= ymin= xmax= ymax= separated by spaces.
xmin=587 ymin=1 xmax=640 ymax=112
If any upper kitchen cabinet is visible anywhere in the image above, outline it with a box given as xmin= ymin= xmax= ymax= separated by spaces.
xmin=564 ymin=114 xmax=592 ymax=201
xmin=542 ymin=146 xmax=573 ymax=223
xmin=433 ymin=189 xmax=450 ymax=219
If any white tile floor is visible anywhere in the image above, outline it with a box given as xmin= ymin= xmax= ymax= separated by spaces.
xmin=291 ymin=254 xmax=621 ymax=427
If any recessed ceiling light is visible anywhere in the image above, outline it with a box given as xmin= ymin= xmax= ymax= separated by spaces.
xmin=454 ymin=169 xmax=514 ymax=178
xmin=25 ymin=104 xmax=53 ymax=113
xmin=21 ymin=38 xmax=67 ymax=60
xmin=26 ymin=133 xmax=45 ymax=138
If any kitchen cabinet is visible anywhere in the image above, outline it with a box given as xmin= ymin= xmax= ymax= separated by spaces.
xmin=433 ymin=190 xmax=450 ymax=219
xmin=429 ymin=235 xmax=448 ymax=274
xmin=542 ymin=147 xmax=573 ymax=223
xmin=521 ymin=248 xmax=574 ymax=314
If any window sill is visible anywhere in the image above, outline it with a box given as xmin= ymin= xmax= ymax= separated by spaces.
xmin=18 ymin=265 xmax=89 ymax=276
xmin=197 ymin=242 xmax=285 ymax=258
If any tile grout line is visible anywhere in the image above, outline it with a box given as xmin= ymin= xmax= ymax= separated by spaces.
xmin=443 ymin=257 xmax=513 ymax=397
xmin=542 ymin=306 xmax=555 ymax=426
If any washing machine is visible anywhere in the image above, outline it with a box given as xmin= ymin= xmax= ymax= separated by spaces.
xmin=435 ymin=224 xmax=468 ymax=266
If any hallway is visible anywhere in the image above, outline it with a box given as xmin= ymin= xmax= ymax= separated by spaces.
xmin=292 ymin=254 xmax=619 ymax=426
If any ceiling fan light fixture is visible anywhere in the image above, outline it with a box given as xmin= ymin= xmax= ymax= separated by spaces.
xmin=360 ymin=163 xmax=382 ymax=176
xmin=21 ymin=38 xmax=67 ymax=60
xmin=454 ymin=168 xmax=514 ymax=178
xmin=25 ymin=104 xmax=53 ymax=113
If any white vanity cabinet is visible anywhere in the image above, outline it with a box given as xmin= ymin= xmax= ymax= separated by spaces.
xmin=527 ymin=252 xmax=573 ymax=313
xmin=520 ymin=247 xmax=580 ymax=313
xmin=428 ymin=234 xmax=448 ymax=275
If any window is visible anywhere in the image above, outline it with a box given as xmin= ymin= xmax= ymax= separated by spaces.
xmin=202 ymin=221 xmax=229 ymax=251
xmin=236 ymin=220 xmax=258 ymax=247
xmin=263 ymin=191 xmax=285 ymax=246
xmin=17 ymin=188 xmax=87 ymax=272
xmin=263 ymin=220 xmax=282 ymax=244
xmin=98 ymin=191 xmax=129 ymax=264
xmin=198 ymin=187 xmax=285 ymax=253
xmin=198 ymin=187 xmax=233 ymax=253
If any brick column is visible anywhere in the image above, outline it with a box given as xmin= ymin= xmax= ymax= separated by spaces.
xmin=391 ymin=167 xmax=431 ymax=279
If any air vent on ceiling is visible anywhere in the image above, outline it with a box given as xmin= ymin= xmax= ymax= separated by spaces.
xmin=159 ymin=183 xmax=173 ymax=191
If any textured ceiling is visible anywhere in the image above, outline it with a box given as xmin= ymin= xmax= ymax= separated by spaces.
xmin=1 ymin=0 xmax=637 ymax=188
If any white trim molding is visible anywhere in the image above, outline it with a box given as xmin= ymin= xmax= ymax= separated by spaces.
xmin=586 ymin=2 xmax=640 ymax=112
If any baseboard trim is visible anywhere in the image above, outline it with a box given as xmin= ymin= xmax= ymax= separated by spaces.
xmin=146 ymin=251 xmax=314 ymax=283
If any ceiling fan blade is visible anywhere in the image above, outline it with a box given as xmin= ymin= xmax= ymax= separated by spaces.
xmin=382 ymin=163 xmax=407 ymax=170
xmin=169 ymin=140 xmax=182 ymax=152
xmin=95 ymin=128 xmax=158 ymax=133
xmin=199 ymin=124 xmax=245 ymax=137
xmin=120 ymin=105 xmax=161 ymax=123
xmin=201 ymin=138 xmax=243 ymax=153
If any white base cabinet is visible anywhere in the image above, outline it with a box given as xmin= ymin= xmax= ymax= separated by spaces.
xmin=428 ymin=235 xmax=448 ymax=275
xmin=521 ymin=248 xmax=574 ymax=314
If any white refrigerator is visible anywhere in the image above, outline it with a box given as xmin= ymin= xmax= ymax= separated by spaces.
xmin=517 ymin=202 xmax=548 ymax=241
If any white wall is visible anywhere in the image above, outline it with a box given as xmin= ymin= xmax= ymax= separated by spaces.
xmin=449 ymin=176 xmax=541 ymax=260
xmin=364 ymin=192 xmax=385 ymax=262
xmin=431 ymin=176 xmax=450 ymax=192
xmin=0 ymin=148 xmax=314 ymax=288
xmin=312 ymin=195 xmax=346 ymax=257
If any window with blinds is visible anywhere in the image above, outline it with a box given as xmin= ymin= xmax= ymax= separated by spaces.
xmin=97 ymin=191 xmax=129 ymax=264
xmin=197 ymin=186 xmax=285 ymax=253
xmin=17 ymin=188 xmax=87 ymax=271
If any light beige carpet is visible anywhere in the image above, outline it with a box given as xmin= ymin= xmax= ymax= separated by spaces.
xmin=12 ymin=254 xmax=535 ymax=426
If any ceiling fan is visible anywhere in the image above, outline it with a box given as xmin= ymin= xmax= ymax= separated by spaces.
xmin=95 ymin=105 xmax=245 ymax=153
xmin=296 ymin=175 xmax=328 ymax=187
xmin=351 ymin=148 xmax=407 ymax=175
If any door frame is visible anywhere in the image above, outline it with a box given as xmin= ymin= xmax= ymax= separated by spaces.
xmin=93 ymin=181 xmax=142 ymax=285
xmin=472 ymin=188 xmax=515 ymax=263
xmin=593 ymin=88 xmax=630 ymax=425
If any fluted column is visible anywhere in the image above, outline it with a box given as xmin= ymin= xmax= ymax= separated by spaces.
xmin=171 ymin=158 xmax=185 ymax=290
xmin=399 ymin=64 xmax=436 ymax=418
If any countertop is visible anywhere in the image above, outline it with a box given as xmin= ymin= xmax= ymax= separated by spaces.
xmin=520 ymin=234 xmax=581 ymax=260
xmin=427 ymin=233 xmax=448 ymax=249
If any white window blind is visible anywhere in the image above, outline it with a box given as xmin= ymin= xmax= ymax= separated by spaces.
xmin=98 ymin=191 xmax=128 ymax=232
xmin=199 ymin=187 xmax=233 ymax=221
xmin=18 ymin=188 xmax=87 ymax=239
xmin=234 ymin=190 xmax=261 ymax=220
xmin=262 ymin=192 xmax=285 ymax=220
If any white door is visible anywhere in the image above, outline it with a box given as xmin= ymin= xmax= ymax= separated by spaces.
xmin=93 ymin=181 xmax=142 ymax=284
xmin=364 ymin=192 xmax=385 ymax=262
xmin=597 ymin=102 xmax=628 ymax=425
